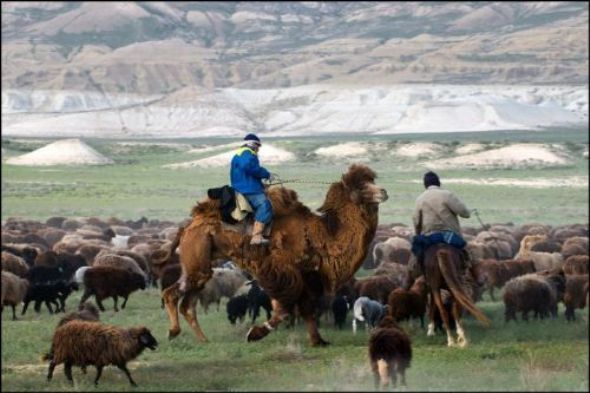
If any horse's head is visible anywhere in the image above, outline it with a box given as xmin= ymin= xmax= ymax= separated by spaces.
xmin=341 ymin=164 xmax=388 ymax=205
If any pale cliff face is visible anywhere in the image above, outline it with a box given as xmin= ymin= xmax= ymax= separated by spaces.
xmin=1 ymin=2 xmax=587 ymax=138
xmin=2 ymin=2 xmax=588 ymax=93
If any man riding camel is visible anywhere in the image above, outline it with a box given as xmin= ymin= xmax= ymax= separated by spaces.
xmin=230 ymin=133 xmax=275 ymax=245
xmin=412 ymin=171 xmax=474 ymax=272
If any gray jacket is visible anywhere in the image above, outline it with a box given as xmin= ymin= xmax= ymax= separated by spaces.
xmin=413 ymin=185 xmax=470 ymax=235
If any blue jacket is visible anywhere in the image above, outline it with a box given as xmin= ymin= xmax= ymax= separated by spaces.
xmin=230 ymin=146 xmax=270 ymax=194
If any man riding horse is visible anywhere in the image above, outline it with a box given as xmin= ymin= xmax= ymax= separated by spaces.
xmin=412 ymin=171 xmax=473 ymax=273
xmin=411 ymin=171 xmax=489 ymax=347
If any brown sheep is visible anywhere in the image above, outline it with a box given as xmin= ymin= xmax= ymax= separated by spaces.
xmin=503 ymin=271 xmax=565 ymax=322
xmin=561 ymin=236 xmax=589 ymax=259
xmin=35 ymin=227 xmax=66 ymax=248
xmin=46 ymin=216 xmax=67 ymax=228
xmin=551 ymin=226 xmax=588 ymax=243
xmin=108 ymin=250 xmax=149 ymax=275
xmin=1 ymin=251 xmax=29 ymax=278
xmin=374 ymin=261 xmax=409 ymax=286
xmin=197 ymin=267 xmax=249 ymax=313
xmin=1 ymin=243 xmax=39 ymax=266
xmin=479 ymin=259 xmax=536 ymax=301
xmin=43 ymin=320 xmax=158 ymax=386
xmin=368 ymin=315 xmax=412 ymax=389
xmin=356 ymin=267 xmax=407 ymax=305
xmin=80 ymin=267 xmax=146 ymax=312
xmin=531 ymin=240 xmax=562 ymax=253
xmin=373 ymin=237 xmax=412 ymax=266
xmin=563 ymin=274 xmax=589 ymax=322
xmin=512 ymin=224 xmax=551 ymax=243
xmin=75 ymin=244 xmax=108 ymax=265
xmin=57 ymin=301 xmax=100 ymax=327
xmin=93 ymin=253 xmax=146 ymax=281
xmin=387 ymin=276 xmax=427 ymax=328
xmin=563 ymin=255 xmax=589 ymax=275
xmin=516 ymin=235 xmax=563 ymax=272
xmin=1 ymin=271 xmax=29 ymax=320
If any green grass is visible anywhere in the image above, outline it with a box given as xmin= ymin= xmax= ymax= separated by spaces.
xmin=1 ymin=133 xmax=589 ymax=226
xmin=1 ymin=289 xmax=588 ymax=391
xmin=1 ymin=131 xmax=589 ymax=390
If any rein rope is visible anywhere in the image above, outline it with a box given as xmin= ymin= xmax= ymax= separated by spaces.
xmin=472 ymin=209 xmax=503 ymax=251
xmin=266 ymin=178 xmax=335 ymax=186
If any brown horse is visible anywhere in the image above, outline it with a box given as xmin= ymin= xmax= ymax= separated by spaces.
xmin=162 ymin=164 xmax=388 ymax=346
xmin=424 ymin=244 xmax=490 ymax=347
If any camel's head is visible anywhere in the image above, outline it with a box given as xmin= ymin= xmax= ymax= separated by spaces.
xmin=341 ymin=164 xmax=388 ymax=205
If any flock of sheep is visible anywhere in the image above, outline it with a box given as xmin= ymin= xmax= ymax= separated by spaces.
xmin=1 ymin=215 xmax=589 ymax=388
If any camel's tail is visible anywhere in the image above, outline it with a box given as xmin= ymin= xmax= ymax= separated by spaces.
xmin=437 ymin=250 xmax=491 ymax=327
xmin=152 ymin=224 xmax=185 ymax=265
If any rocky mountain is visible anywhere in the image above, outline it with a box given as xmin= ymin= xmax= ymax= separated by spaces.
xmin=1 ymin=2 xmax=588 ymax=137
xmin=2 ymin=1 xmax=588 ymax=92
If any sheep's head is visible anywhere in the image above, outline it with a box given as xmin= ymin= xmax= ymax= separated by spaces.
xmin=521 ymin=234 xmax=548 ymax=250
xmin=377 ymin=315 xmax=400 ymax=329
xmin=137 ymin=328 xmax=158 ymax=350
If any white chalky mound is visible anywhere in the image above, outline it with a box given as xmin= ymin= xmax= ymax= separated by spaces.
xmin=6 ymin=139 xmax=113 ymax=166
xmin=164 ymin=144 xmax=295 ymax=169
xmin=428 ymin=144 xmax=569 ymax=169
xmin=314 ymin=142 xmax=368 ymax=158
xmin=394 ymin=143 xmax=442 ymax=158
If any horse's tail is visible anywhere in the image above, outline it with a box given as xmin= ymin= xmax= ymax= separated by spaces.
xmin=437 ymin=249 xmax=491 ymax=327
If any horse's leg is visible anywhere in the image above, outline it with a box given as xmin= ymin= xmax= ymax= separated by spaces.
xmin=246 ymin=298 xmax=288 ymax=342
xmin=453 ymin=302 xmax=468 ymax=348
xmin=180 ymin=289 xmax=208 ymax=343
xmin=427 ymin=294 xmax=436 ymax=336
xmin=432 ymin=289 xmax=455 ymax=347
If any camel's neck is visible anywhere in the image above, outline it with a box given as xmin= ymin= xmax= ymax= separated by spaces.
xmin=318 ymin=203 xmax=379 ymax=291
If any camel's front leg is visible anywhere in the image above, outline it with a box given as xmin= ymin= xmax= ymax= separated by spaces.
xmin=246 ymin=299 xmax=288 ymax=342
xmin=304 ymin=315 xmax=330 ymax=347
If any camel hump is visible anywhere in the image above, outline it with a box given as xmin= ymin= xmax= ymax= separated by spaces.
xmin=436 ymin=248 xmax=491 ymax=327
xmin=266 ymin=186 xmax=311 ymax=218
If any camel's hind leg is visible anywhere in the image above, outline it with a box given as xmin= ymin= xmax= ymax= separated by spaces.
xmin=163 ymin=282 xmax=182 ymax=339
xmin=246 ymin=299 xmax=289 ymax=342
xmin=180 ymin=289 xmax=208 ymax=343
xmin=164 ymin=229 xmax=214 ymax=341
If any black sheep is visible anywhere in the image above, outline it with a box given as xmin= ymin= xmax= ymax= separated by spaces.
xmin=226 ymin=294 xmax=249 ymax=324
xmin=22 ymin=280 xmax=79 ymax=315
xmin=247 ymin=280 xmax=272 ymax=323
xmin=331 ymin=295 xmax=349 ymax=329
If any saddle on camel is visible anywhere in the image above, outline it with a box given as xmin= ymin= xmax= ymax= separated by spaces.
xmin=162 ymin=163 xmax=388 ymax=346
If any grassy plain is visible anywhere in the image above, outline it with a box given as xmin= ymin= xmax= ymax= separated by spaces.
xmin=1 ymin=130 xmax=588 ymax=226
xmin=1 ymin=288 xmax=589 ymax=392
xmin=1 ymin=130 xmax=589 ymax=391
